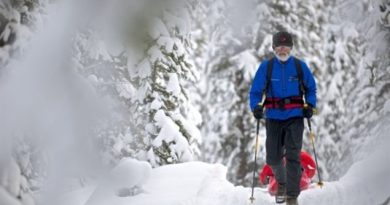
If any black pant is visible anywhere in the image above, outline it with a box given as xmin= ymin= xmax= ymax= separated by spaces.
xmin=265 ymin=117 xmax=304 ymax=197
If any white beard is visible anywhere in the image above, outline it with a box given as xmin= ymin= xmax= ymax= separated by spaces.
xmin=275 ymin=53 xmax=291 ymax=62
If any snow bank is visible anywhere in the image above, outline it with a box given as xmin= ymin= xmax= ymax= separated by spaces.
xmin=299 ymin=116 xmax=390 ymax=205
xmin=0 ymin=187 xmax=21 ymax=205
xmin=83 ymin=158 xmax=152 ymax=205
xmin=62 ymin=125 xmax=390 ymax=205
xmin=336 ymin=116 xmax=390 ymax=205
xmin=62 ymin=161 xmax=274 ymax=205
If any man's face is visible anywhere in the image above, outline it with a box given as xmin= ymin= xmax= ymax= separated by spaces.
xmin=274 ymin=46 xmax=292 ymax=59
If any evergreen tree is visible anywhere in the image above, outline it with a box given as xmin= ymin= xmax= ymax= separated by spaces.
xmin=192 ymin=0 xmax=263 ymax=185
xmin=191 ymin=0 xmax=230 ymax=166
xmin=0 ymin=0 xmax=46 ymax=64
xmin=130 ymin=0 xmax=202 ymax=166
xmin=334 ymin=0 xmax=390 ymax=174
xmin=74 ymin=0 xmax=202 ymax=167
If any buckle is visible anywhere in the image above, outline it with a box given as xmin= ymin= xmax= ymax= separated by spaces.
xmin=278 ymin=99 xmax=286 ymax=110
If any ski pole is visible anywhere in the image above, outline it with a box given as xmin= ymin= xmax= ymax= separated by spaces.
xmin=249 ymin=119 xmax=260 ymax=203
xmin=306 ymin=118 xmax=324 ymax=187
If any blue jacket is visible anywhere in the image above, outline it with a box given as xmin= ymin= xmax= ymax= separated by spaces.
xmin=249 ymin=56 xmax=317 ymax=120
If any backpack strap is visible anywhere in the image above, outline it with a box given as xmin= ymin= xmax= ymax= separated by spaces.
xmin=263 ymin=57 xmax=307 ymax=109
xmin=264 ymin=57 xmax=274 ymax=94
xmin=264 ymin=58 xmax=275 ymax=108
xmin=293 ymin=57 xmax=306 ymax=96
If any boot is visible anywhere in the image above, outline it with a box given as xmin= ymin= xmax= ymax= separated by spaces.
xmin=275 ymin=183 xmax=286 ymax=203
xmin=286 ymin=196 xmax=298 ymax=205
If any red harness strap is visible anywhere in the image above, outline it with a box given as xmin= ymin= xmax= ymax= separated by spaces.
xmin=264 ymin=96 xmax=304 ymax=109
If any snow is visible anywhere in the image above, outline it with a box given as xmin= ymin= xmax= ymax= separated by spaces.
xmin=256 ymin=34 xmax=273 ymax=56
xmin=171 ymin=112 xmax=202 ymax=145
xmin=383 ymin=100 xmax=390 ymax=113
xmin=59 ymin=186 xmax=95 ymax=205
xmin=158 ymin=37 xmax=175 ymax=53
xmin=231 ymin=50 xmax=258 ymax=81
xmin=163 ymin=10 xmax=188 ymax=36
xmin=134 ymin=83 xmax=151 ymax=103
xmin=3 ymin=159 xmax=22 ymax=197
xmin=148 ymin=46 xmax=164 ymax=62
xmin=137 ymin=59 xmax=152 ymax=78
xmin=151 ymin=98 xmax=163 ymax=110
xmin=84 ymin=36 xmax=112 ymax=61
xmin=61 ymin=131 xmax=390 ymax=205
xmin=309 ymin=32 xmax=321 ymax=42
xmin=166 ymin=73 xmax=181 ymax=96
xmin=115 ymin=81 xmax=136 ymax=99
xmin=83 ymin=159 xmax=151 ymax=205
xmin=1 ymin=0 xmax=389 ymax=204
xmin=0 ymin=187 xmax=21 ymax=205
xmin=109 ymin=158 xmax=151 ymax=189
xmin=149 ymin=18 xmax=170 ymax=39
xmin=152 ymin=110 xmax=194 ymax=162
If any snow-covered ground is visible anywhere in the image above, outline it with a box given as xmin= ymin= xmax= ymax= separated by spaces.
xmin=2 ymin=1 xmax=389 ymax=205
xmin=60 ymin=124 xmax=390 ymax=205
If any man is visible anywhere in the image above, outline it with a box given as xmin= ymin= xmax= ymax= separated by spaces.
xmin=249 ymin=31 xmax=317 ymax=205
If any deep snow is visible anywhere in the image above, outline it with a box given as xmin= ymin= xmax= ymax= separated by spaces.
xmin=60 ymin=134 xmax=390 ymax=205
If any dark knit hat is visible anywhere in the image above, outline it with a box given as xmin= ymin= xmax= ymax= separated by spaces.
xmin=272 ymin=31 xmax=293 ymax=48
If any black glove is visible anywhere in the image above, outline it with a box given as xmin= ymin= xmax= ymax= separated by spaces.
xmin=302 ymin=105 xmax=314 ymax=118
xmin=253 ymin=104 xmax=264 ymax=119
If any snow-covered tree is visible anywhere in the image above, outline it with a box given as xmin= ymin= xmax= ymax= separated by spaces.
xmin=191 ymin=0 xmax=230 ymax=169
xmin=0 ymin=0 xmax=47 ymax=64
xmin=129 ymin=0 xmax=202 ymax=166
xmin=0 ymin=1 xmax=49 ymax=204
xmin=305 ymin=0 xmax=362 ymax=179
xmin=74 ymin=0 xmax=202 ymax=167
xmin=333 ymin=0 xmax=390 ymax=176
xmin=191 ymin=0 xmax=264 ymax=185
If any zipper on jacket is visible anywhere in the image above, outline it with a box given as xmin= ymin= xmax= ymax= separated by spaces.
xmin=282 ymin=63 xmax=287 ymax=93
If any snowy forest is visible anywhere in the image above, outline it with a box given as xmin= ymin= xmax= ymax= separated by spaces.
xmin=0 ymin=0 xmax=390 ymax=204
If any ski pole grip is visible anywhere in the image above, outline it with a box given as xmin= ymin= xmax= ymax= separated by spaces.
xmin=310 ymin=132 xmax=315 ymax=142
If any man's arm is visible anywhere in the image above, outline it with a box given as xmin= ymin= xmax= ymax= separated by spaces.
xmin=302 ymin=62 xmax=317 ymax=107
xmin=249 ymin=61 xmax=268 ymax=111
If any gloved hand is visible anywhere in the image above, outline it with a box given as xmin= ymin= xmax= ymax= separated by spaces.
xmin=303 ymin=104 xmax=315 ymax=118
xmin=253 ymin=104 xmax=263 ymax=119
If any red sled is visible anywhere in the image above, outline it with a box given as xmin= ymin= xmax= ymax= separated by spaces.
xmin=259 ymin=151 xmax=316 ymax=195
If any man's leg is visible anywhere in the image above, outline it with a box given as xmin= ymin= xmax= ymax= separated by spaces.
xmin=266 ymin=119 xmax=285 ymax=203
xmin=284 ymin=118 xmax=304 ymax=198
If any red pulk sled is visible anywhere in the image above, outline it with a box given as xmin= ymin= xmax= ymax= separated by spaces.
xmin=259 ymin=151 xmax=316 ymax=195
